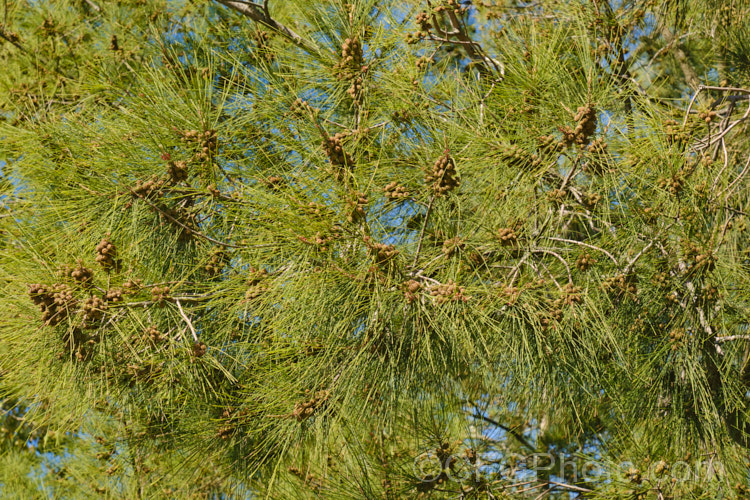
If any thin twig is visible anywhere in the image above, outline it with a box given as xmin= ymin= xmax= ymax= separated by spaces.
xmin=622 ymin=239 xmax=655 ymax=276
xmin=709 ymin=137 xmax=730 ymax=194
xmin=683 ymin=86 xmax=704 ymax=127
xmin=547 ymin=237 xmax=618 ymax=265
xmin=646 ymin=31 xmax=695 ymax=68
xmin=546 ymin=481 xmax=592 ymax=493
xmin=213 ymin=0 xmax=327 ymax=60
xmin=128 ymin=187 xmax=266 ymax=249
xmin=719 ymin=152 xmax=750 ymax=201
xmin=117 ymin=294 xmax=216 ymax=308
xmin=533 ymin=489 xmax=552 ymax=500
xmin=508 ymin=251 xmax=531 ymax=286
xmin=532 ymin=247 xmax=573 ymax=284
xmin=175 ymin=299 xmax=199 ymax=342
xmin=559 ymin=158 xmax=579 ymax=192
xmin=82 ymin=0 xmax=102 ymax=12
xmin=715 ymin=335 xmax=750 ymax=343
xmin=470 ymin=412 xmax=537 ymax=452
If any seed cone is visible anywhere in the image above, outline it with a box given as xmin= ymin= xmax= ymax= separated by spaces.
xmin=192 ymin=342 xmax=207 ymax=358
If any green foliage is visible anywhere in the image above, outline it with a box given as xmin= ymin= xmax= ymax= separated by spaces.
xmin=2 ymin=0 xmax=750 ymax=498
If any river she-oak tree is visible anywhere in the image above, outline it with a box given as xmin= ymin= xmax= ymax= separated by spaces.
xmin=2 ymin=0 xmax=750 ymax=498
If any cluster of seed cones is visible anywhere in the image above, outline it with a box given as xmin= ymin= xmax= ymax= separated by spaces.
xmin=252 ymin=30 xmax=274 ymax=62
xmin=151 ymin=286 xmax=170 ymax=306
xmin=66 ymin=260 xmax=94 ymax=287
xmin=81 ymin=296 xmax=107 ymax=328
xmin=364 ymin=236 xmax=398 ymax=265
xmin=499 ymin=144 xmax=541 ymax=170
xmin=335 ymin=37 xmax=363 ymax=81
xmin=406 ymin=11 xmax=431 ymax=44
xmin=424 ymin=152 xmax=459 ymax=195
xmin=205 ymin=247 xmax=228 ymax=276
xmin=192 ymin=341 xmax=207 ymax=358
xmin=416 ymin=56 xmax=432 ymax=70
xmin=95 ymin=236 xmax=120 ymax=271
xmin=571 ymin=105 xmax=597 ymax=145
xmin=538 ymin=134 xmax=565 ymax=154
xmin=602 ymin=273 xmax=638 ymax=298
xmin=497 ymin=227 xmax=517 ymax=246
xmin=132 ymin=176 xmax=165 ymax=198
xmin=383 ymin=181 xmax=410 ymax=200
xmin=142 ymin=325 xmax=166 ymax=345
xmin=442 ymin=236 xmax=465 ymax=257
xmin=180 ymin=129 xmax=218 ymax=162
xmin=560 ymin=105 xmax=597 ymax=147
xmin=575 ymin=253 xmax=597 ymax=271
xmin=293 ymin=389 xmax=330 ymax=422
xmin=668 ymin=328 xmax=686 ymax=350
xmin=663 ymin=119 xmax=691 ymax=146
xmin=347 ymin=192 xmax=368 ymax=223
xmin=658 ymin=173 xmax=684 ymax=195
xmin=290 ymin=98 xmax=314 ymax=117
xmin=103 ymin=288 xmax=123 ymax=303
xmin=581 ymin=191 xmax=602 ymax=210
xmin=166 ymin=160 xmax=188 ymax=183
xmin=28 ymin=283 xmax=77 ymax=326
xmin=322 ymin=132 xmax=353 ymax=181
xmin=500 ymin=285 xmax=521 ymax=306
xmin=430 ymin=280 xmax=469 ymax=305
xmin=245 ymin=266 xmax=270 ymax=300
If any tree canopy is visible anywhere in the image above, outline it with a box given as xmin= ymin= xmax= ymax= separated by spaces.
xmin=2 ymin=0 xmax=750 ymax=498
